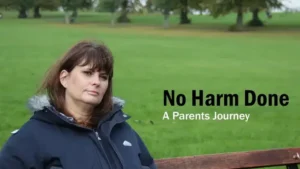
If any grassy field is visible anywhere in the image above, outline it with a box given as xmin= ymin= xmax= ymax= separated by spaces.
xmin=0 ymin=10 xmax=300 ymax=168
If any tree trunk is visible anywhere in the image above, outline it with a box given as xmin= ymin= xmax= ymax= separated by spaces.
xmin=179 ymin=0 xmax=191 ymax=24
xmin=229 ymin=0 xmax=244 ymax=31
xmin=64 ymin=11 xmax=70 ymax=24
xmin=33 ymin=6 xmax=41 ymax=18
xmin=111 ymin=12 xmax=116 ymax=26
xmin=117 ymin=0 xmax=130 ymax=23
xmin=266 ymin=9 xmax=272 ymax=19
xmin=18 ymin=5 xmax=27 ymax=18
xmin=163 ymin=9 xmax=169 ymax=28
xmin=252 ymin=8 xmax=259 ymax=21
xmin=146 ymin=0 xmax=153 ymax=13
xmin=70 ymin=8 xmax=77 ymax=23
xmin=236 ymin=1 xmax=243 ymax=29
xmin=247 ymin=8 xmax=264 ymax=27
xmin=71 ymin=9 xmax=77 ymax=18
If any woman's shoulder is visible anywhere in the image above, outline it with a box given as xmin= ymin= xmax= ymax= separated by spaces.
xmin=4 ymin=117 xmax=46 ymax=144
xmin=0 ymin=111 xmax=57 ymax=168
xmin=0 ymin=119 xmax=44 ymax=162
xmin=3 ymin=94 xmax=58 ymax=149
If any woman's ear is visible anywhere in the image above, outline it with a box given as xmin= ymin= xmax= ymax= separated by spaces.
xmin=60 ymin=70 xmax=69 ymax=88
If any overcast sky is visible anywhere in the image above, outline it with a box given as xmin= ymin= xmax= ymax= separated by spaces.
xmin=139 ymin=0 xmax=300 ymax=8
xmin=282 ymin=0 xmax=300 ymax=8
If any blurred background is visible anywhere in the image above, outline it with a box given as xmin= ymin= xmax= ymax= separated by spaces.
xmin=0 ymin=0 xmax=300 ymax=167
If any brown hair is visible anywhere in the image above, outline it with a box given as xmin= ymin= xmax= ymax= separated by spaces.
xmin=37 ymin=40 xmax=114 ymax=128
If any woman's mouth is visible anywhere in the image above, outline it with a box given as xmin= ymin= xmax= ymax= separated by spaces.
xmin=87 ymin=91 xmax=99 ymax=96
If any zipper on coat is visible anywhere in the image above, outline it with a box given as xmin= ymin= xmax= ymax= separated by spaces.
xmin=93 ymin=130 xmax=113 ymax=169
xmin=95 ymin=131 xmax=101 ymax=140
xmin=95 ymin=130 xmax=122 ymax=169
xmin=108 ymin=138 xmax=124 ymax=169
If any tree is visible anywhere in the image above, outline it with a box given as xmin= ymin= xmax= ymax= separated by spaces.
xmin=146 ymin=0 xmax=153 ymax=13
xmin=60 ymin=0 xmax=94 ymax=24
xmin=0 ymin=0 xmax=12 ymax=10
xmin=152 ymin=0 xmax=179 ymax=28
xmin=32 ymin=0 xmax=60 ymax=18
xmin=206 ymin=0 xmax=284 ymax=31
xmin=0 ymin=0 xmax=60 ymax=18
xmin=188 ymin=0 xmax=209 ymax=15
xmin=117 ymin=0 xmax=130 ymax=22
xmin=205 ymin=0 xmax=256 ymax=31
xmin=97 ymin=0 xmax=122 ymax=25
xmin=98 ymin=0 xmax=134 ymax=24
xmin=246 ymin=0 xmax=282 ymax=27
xmin=131 ymin=0 xmax=144 ymax=13
xmin=2 ymin=0 xmax=35 ymax=18
xmin=179 ymin=0 xmax=191 ymax=24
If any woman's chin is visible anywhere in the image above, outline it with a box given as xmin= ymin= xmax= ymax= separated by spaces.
xmin=82 ymin=96 xmax=102 ymax=105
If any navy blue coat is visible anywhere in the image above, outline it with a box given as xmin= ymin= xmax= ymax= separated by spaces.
xmin=0 ymin=95 xmax=157 ymax=169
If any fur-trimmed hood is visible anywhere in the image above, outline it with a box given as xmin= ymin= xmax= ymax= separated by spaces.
xmin=25 ymin=95 xmax=128 ymax=126
xmin=27 ymin=95 xmax=125 ymax=113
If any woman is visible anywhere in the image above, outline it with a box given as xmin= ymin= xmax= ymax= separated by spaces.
xmin=0 ymin=40 xmax=157 ymax=169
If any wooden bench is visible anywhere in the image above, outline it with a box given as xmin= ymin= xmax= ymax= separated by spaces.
xmin=155 ymin=147 xmax=300 ymax=169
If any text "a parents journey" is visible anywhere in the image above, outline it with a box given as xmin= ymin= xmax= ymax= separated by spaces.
xmin=163 ymin=90 xmax=289 ymax=107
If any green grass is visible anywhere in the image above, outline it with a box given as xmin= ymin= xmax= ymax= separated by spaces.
xmin=0 ymin=10 xmax=300 ymax=168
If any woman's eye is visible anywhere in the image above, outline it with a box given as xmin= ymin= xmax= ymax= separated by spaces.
xmin=101 ymin=75 xmax=108 ymax=80
xmin=84 ymin=71 xmax=93 ymax=76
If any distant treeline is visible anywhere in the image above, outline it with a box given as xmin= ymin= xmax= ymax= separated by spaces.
xmin=0 ymin=0 xmax=295 ymax=31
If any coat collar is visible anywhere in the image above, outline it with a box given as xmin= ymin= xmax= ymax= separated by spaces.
xmin=26 ymin=95 xmax=131 ymax=131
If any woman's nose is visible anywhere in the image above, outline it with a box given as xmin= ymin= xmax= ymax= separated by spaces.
xmin=91 ymin=75 xmax=101 ymax=85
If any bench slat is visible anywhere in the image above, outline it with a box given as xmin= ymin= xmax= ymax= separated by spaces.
xmin=155 ymin=147 xmax=300 ymax=169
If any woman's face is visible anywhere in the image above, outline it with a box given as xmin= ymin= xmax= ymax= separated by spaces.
xmin=60 ymin=64 xmax=109 ymax=107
